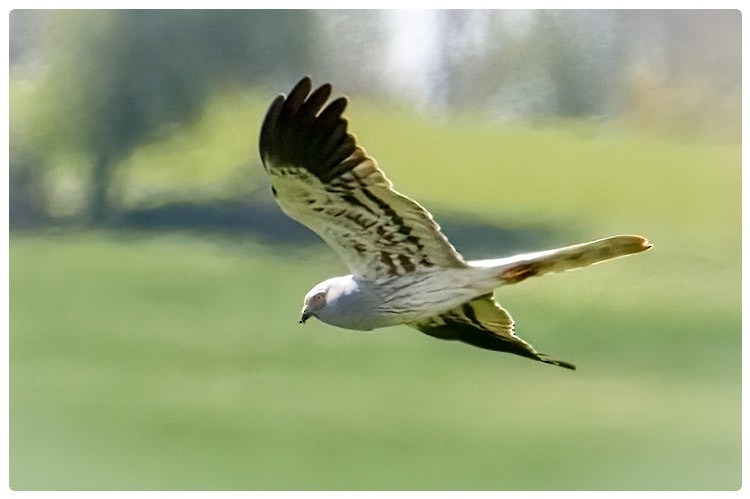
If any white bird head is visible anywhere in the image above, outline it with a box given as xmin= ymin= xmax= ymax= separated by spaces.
xmin=299 ymin=276 xmax=351 ymax=325
xmin=298 ymin=275 xmax=376 ymax=330
xmin=299 ymin=283 xmax=328 ymax=324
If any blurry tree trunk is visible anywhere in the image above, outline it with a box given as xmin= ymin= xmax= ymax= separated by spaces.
xmin=432 ymin=10 xmax=494 ymax=110
xmin=9 ymin=160 xmax=47 ymax=228
xmin=90 ymin=153 xmax=113 ymax=225
xmin=433 ymin=10 xmax=468 ymax=109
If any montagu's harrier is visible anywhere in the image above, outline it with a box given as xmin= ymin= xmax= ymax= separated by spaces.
xmin=259 ymin=77 xmax=651 ymax=370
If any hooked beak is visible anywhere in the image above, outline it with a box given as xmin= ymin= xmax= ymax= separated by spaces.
xmin=299 ymin=308 xmax=312 ymax=324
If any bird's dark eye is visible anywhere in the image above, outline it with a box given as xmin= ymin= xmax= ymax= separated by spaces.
xmin=310 ymin=292 xmax=326 ymax=306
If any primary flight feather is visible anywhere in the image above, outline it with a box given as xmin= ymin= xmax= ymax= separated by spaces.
xmin=259 ymin=77 xmax=651 ymax=370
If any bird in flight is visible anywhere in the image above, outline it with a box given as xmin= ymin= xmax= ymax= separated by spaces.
xmin=258 ymin=77 xmax=651 ymax=370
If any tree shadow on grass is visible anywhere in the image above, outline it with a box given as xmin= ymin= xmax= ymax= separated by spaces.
xmin=118 ymin=200 xmax=566 ymax=259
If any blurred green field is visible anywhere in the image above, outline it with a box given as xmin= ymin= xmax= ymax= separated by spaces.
xmin=10 ymin=91 xmax=740 ymax=490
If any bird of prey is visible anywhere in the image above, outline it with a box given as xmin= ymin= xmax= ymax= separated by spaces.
xmin=258 ymin=77 xmax=651 ymax=370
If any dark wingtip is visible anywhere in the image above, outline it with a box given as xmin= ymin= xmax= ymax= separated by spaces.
xmin=259 ymin=77 xmax=364 ymax=181
xmin=292 ymin=76 xmax=313 ymax=94
xmin=285 ymin=77 xmax=313 ymax=114
xmin=259 ymin=94 xmax=285 ymax=164
xmin=317 ymin=82 xmax=333 ymax=95
xmin=541 ymin=357 xmax=577 ymax=370
xmin=557 ymin=361 xmax=577 ymax=371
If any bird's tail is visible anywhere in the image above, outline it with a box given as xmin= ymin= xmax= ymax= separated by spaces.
xmin=469 ymin=235 xmax=652 ymax=285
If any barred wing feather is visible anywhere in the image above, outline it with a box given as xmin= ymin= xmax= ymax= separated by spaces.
xmin=259 ymin=77 xmax=466 ymax=282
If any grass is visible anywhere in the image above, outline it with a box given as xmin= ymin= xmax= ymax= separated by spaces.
xmin=9 ymin=230 xmax=740 ymax=490
xmin=10 ymin=88 xmax=741 ymax=490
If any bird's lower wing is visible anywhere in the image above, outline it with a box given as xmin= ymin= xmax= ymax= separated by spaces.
xmin=410 ymin=294 xmax=576 ymax=370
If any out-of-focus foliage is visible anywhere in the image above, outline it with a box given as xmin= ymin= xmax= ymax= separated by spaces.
xmin=422 ymin=10 xmax=739 ymax=130
xmin=9 ymin=10 xmax=741 ymax=227
xmin=10 ymin=9 xmax=315 ymax=223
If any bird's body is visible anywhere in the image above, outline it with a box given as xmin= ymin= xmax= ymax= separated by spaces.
xmin=299 ymin=233 xmax=649 ymax=334
xmin=259 ymin=77 xmax=652 ymax=369
xmin=307 ymin=265 xmax=501 ymax=331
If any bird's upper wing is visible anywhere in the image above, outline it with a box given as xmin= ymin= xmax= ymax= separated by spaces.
xmin=411 ymin=294 xmax=576 ymax=370
xmin=259 ymin=77 xmax=466 ymax=282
